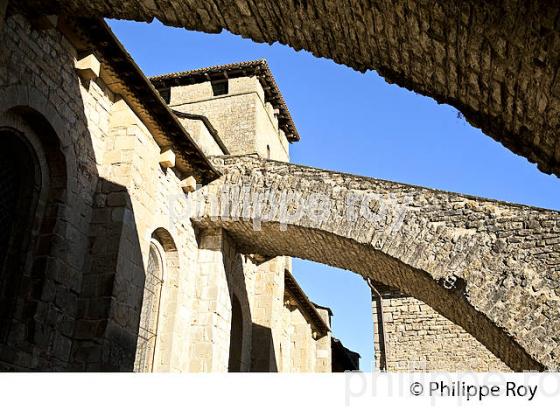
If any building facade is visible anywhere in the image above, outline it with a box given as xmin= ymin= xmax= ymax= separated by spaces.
xmin=0 ymin=12 xmax=360 ymax=372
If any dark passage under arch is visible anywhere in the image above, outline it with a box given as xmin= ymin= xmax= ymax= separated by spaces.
xmin=0 ymin=129 xmax=41 ymax=342
xmin=228 ymin=294 xmax=244 ymax=372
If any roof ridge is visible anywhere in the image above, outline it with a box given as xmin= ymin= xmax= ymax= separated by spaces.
xmin=149 ymin=58 xmax=269 ymax=80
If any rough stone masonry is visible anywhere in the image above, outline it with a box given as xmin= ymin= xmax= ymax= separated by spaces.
xmin=192 ymin=155 xmax=560 ymax=371
xmin=0 ymin=13 xmax=344 ymax=372
xmin=2 ymin=3 xmax=559 ymax=373
xmin=14 ymin=0 xmax=560 ymax=178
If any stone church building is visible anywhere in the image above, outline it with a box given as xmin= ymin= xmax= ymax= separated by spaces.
xmin=0 ymin=9 xmax=538 ymax=372
xmin=0 ymin=12 xmax=362 ymax=372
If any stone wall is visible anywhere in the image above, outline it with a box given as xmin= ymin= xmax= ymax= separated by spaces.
xmin=0 ymin=13 xmax=332 ymax=372
xmin=170 ymin=78 xmax=258 ymax=156
xmin=179 ymin=117 xmax=224 ymax=157
xmin=169 ymin=76 xmax=289 ymax=161
xmin=314 ymin=307 xmax=332 ymax=372
xmin=0 ymin=12 xmax=215 ymax=371
xmin=288 ymin=305 xmax=316 ymax=372
xmin=0 ymin=13 xmax=107 ymax=370
xmin=372 ymin=287 xmax=509 ymax=371
xmin=279 ymin=284 xmax=332 ymax=373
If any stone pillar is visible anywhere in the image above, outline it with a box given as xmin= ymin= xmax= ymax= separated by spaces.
xmin=371 ymin=286 xmax=388 ymax=372
xmin=70 ymin=99 xmax=147 ymax=371
xmin=190 ymin=228 xmax=231 ymax=372
xmin=250 ymin=257 xmax=287 ymax=371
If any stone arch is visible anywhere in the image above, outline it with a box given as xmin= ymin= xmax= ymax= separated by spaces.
xmin=193 ymin=155 xmax=560 ymax=371
xmin=134 ymin=237 xmax=165 ymax=372
xmin=22 ymin=1 xmax=560 ymax=177
xmin=0 ymin=86 xmax=77 ymax=185
xmin=135 ymin=227 xmax=181 ymax=372
xmin=0 ymin=100 xmax=70 ymax=368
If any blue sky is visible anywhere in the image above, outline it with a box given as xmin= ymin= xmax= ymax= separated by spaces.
xmin=109 ymin=19 xmax=560 ymax=372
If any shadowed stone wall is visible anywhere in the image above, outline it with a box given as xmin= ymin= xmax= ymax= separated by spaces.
xmin=0 ymin=12 xmax=340 ymax=372
xmin=0 ymin=13 xmax=105 ymax=370
xmin=193 ymin=155 xmax=560 ymax=371
xmin=15 ymin=0 xmax=560 ymax=177
xmin=0 ymin=12 xmax=221 ymax=371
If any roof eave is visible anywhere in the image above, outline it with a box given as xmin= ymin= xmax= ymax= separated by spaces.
xmin=61 ymin=17 xmax=221 ymax=185
xmin=150 ymin=59 xmax=300 ymax=142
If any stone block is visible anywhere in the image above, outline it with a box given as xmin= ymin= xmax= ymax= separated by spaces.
xmin=181 ymin=175 xmax=197 ymax=193
xmin=75 ymin=54 xmax=101 ymax=80
xmin=159 ymin=148 xmax=176 ymax=168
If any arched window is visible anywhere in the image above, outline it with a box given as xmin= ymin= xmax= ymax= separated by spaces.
xmin=228 ymin=294 xmax=244 ymax=372
xmin=0 ymin=129 xmax=41 ymax=342
xmin=134 ymin=239 xmax=165 ymax=372
xmin=266 ymin=145 xmax=271 ymax=159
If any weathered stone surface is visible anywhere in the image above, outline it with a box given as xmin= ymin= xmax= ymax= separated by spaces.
xmin=14 ymin=0 xmax=560 ymax=177
xmin=3 ymin=9 xmax=558 ymax=373
xmin=193 ymin=155 xmax=560 ymax=371
xmin=0 ymin=13 xmax=339 ymax=372
xmin=371 ymin=285 xmax=511 ymax=371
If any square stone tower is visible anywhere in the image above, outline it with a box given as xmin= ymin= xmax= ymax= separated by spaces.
xmin=151 ymin=60 xmax=320 ymax=372
xmin=151 ymin=59 xmax=299 ymax=161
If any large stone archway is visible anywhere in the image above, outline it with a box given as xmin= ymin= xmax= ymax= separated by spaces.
xmin=13 ymin=0 xmax=560 ymax=177
xmin=189 ymin=155 xmax=560 ymax=371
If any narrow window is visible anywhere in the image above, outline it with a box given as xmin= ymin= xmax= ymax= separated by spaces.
xmin=134 ymin=239 xmax=165 ymax=372
xmin=228 ymin=295 xmax=244 ymax=372
xmin=266 ymin=145 xmax=271 ymax=159
xmin=157 ymin=88 xmax=171 ymax=104
xmin=211 ymin=80 xmax=228 ymax=96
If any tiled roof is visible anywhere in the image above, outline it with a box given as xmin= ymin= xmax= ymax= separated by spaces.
xmin=150 ymin=59 xmax=300 ymax=142
xmin=69 ymin=18 xmax=220 ymax=184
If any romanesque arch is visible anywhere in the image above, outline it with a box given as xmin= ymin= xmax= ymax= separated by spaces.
xmin=15 ymin=0 xmax=560 ymax=178
xmin=135 ymin=228 xmax=181 ymax=372
xmin=134 ymin=238 xmax=166 ymax=372
xmin=192 ymin=155 xmax=560 ymax=371
xmin=0 ymin=97 xmax=71 ymax=369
